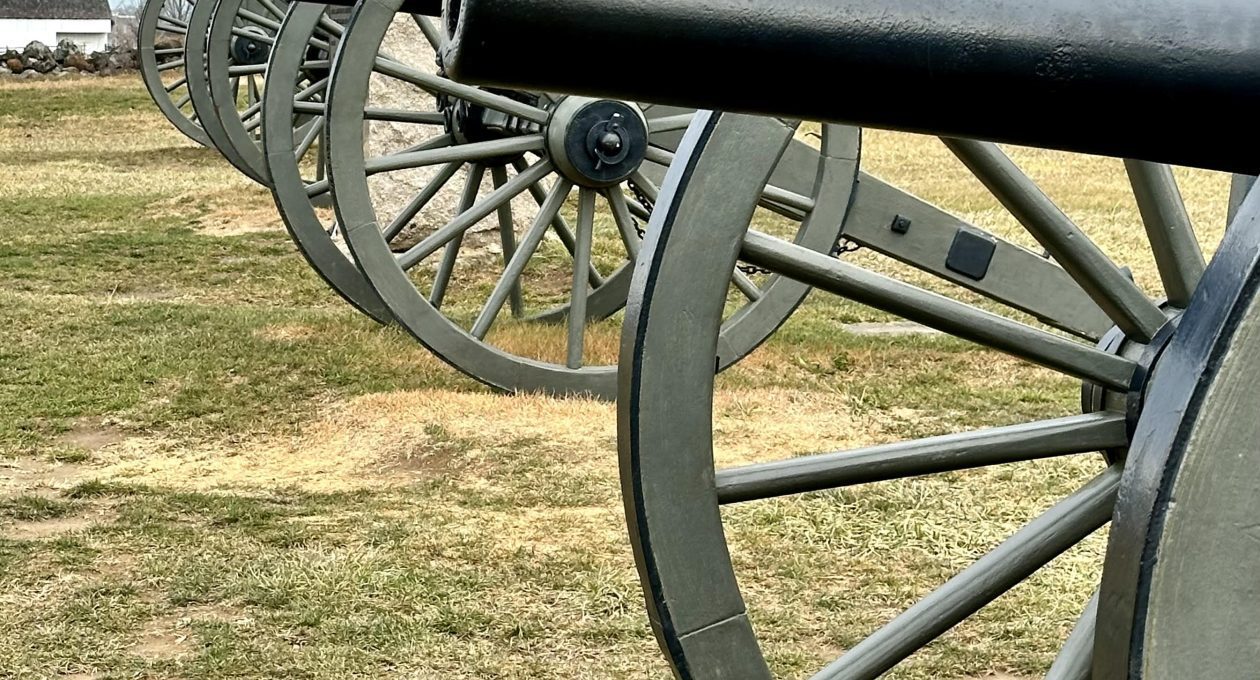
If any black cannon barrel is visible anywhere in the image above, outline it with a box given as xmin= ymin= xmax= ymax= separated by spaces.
xmin=443 ymin=0 xmax=1260 ymax=174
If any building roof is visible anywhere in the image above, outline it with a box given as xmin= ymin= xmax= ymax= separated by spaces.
xmin=0 ymin=0 xmax=113 ymax=20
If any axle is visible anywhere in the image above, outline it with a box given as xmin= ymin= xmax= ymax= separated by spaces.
xmin=442 ymin=0 xmax=1260 ymax=174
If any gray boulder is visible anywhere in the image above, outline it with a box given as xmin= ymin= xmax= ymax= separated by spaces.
xmin=28 ymin=57 xmax=57 ymax=74
xmin=89 ymin=51 xmax=114 ymax=74
xmin=63 ymin=52 xmax=92 ymax=72
xmin=22 ymin=41 xmax=52 ymax=63
xmin=3 ymin=49 xmax=24 ymax=74
xmin=53 ymin=39 xmax=82 ymax=63
xmin=114 ymin=48 xmax=138 ymax=70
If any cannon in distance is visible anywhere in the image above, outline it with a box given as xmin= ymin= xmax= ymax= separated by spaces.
xmin=441 ymin=0 xmax=1260 ymax=175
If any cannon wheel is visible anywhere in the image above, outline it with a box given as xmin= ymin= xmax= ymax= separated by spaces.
xmin=264 ymin=4 xmax=638 ymax=328
xmin=262 ymin=2 xmax=393 ymax=324
xmin=1095 ymin=186 xmax=1260 ymax=679
xmin=324 ymin=0 xmax=856 ymax=399
xmin=139 ymin=0 xmax=211 ymax=147
xmin=210 ymin=0 xmax=336 ymax=185
xmin=185 ymin=0 xmax=289 ymax=184
xmin=619 ymin=110 xmax=1242 ymax=678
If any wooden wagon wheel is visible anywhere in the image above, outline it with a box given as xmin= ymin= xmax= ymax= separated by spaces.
xmin=185 ymin=0 xmax=289 ymax=184
xmin=620 ymin=110 xmax=1245 ymax=678
xmin=321 ymin=0 xmax=862 ymax=398
xmin=209 ymin=0 xmax=344 ymax=186
xmin=139 ymin=0 xmax=211 ymax=147
xmin=261 ymin=2 xmax=397 ymax=324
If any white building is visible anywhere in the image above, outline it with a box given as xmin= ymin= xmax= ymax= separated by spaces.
xmin=0 ymin=0 xmax=114 ymax=53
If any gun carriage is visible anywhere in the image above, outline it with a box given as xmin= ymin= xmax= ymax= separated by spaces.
xmin=439 ymin=0 xmax=1260 ymax=678
xmin=135 ymin=0 xmax=1260 ymax=675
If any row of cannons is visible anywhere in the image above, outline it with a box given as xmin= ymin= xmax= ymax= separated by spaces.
xmin=138 ymin=0 xmax=1260 ymax=676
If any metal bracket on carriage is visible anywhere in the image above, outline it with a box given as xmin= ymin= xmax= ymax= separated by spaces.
xmin=435 ymin=78 xmax=543 ymax=148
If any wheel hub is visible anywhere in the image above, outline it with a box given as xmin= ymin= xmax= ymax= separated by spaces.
xmin=546 ymin=97 xmax=649 ymax=188
xmin=231 ymin=26 xmax=271 ymax=66
xmin=1081 ymin=312 xmax=1180 ymax=461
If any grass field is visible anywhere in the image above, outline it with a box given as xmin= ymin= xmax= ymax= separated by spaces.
xmin=0 ymin=75 xmax=1235 ymax=679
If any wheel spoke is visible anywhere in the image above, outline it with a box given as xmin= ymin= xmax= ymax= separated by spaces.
xmin=490 ymin=165 xmax=525 ymax=318
xmin=648 ymin=113 xmax=696 ymax=134
xmin=382 ymin=162 xmax=463 ymax=242
xmin=293 ymin=118 xmax=324 ymax=162
xmin=414 ymin=14 xmax=445 ymax=51
xmin=740 ymin=230 xmax=1137 ymax=389
xmin=516 ymin=159 xmax=605 ymax=289
xmin=430 ymin=164 xmax=486 ymax=309
xmin=363 ymin=108 xmax=446 ymax=125
xmin=1125 ymin=161 xmax=1205 ymax=307
xmin=397 ymin=134 xmax=456 ymax=155
xmin=1045 ymin=592 xmax=1099 ymax=680
xmin=305 ymin=135 xmax=459 ymax=198
xmin=716 ymin=412 xmax=1126 ymax=504
xmin=759 ymin=183 xmax=815 ymax=216
xmin=567 ymin=189 xmax=598 ymax=369
xmin=164 ymin=76 xmax=188 ymax=93
xmin=236 ymin=8 xmax=281 ymax=32
xmin=158 ymin=13 xmax=188 ymax=29
xmin=945 ymin=139 xmax=1167 ymax=342
xmin=472 ymin=179 xmax=575 ymax=340
xmin=643 ymin=147 xmax=813 ymax=217
xmin=365 ymin=135 xmax=544 ymax=175
xmin=1230 ymin=175 xmax=1258 ymax=227
xmin=816 ymin=468 xmax=1120 ymax=680
xmin=399 ymin=161 xmax=554 ymax=270
xmin=371 ymin=58 xmax=549 ymax=125
xmin=629 ymin=170 xmax=659 ymax=202
xmin=255 ymin=0 xmax=287 ymax=20
xmin=229 ymin=26 xmax=277 ymax=46
xmin=294 ymin=77 xmax=329 ymax=103
xmin=644 ymin=145 xmax=674 ymax=167
xmin=239 ymin=99 xmax=262 ymax=123
xmin=157 ymin=58 xmax=185 ymax=72
xmin=315 ymin=13 xmax=345 ymax=39
xmin=605 ymin=188 xmax=642 ymax=258
xmin=730 ymin=270 xmax=764 ymax=302
xmin=228 ymin=64 xmax=267 ymax=77
xmin=292 ymin=100 xmax=326 ymax=116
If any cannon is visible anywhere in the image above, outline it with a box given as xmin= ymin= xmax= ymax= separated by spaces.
xmin=140 ymin=0 xmax=880 ymax=397
xmin=141 ymin=0 xmax=1146 ymax=398
xmin=274 ymin=0 xmax=1128 ymax=397
xmin=436 ymin=0 xmax=1260 ymax=678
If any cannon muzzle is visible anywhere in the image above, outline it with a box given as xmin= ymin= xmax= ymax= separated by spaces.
xmin=443 ymin=0 xmax=1260 ymax=174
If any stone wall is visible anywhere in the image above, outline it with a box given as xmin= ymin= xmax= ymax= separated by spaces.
xmin=0 ymin=39 xmax=137 ymax=78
